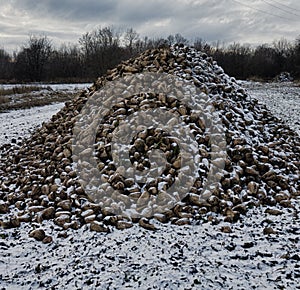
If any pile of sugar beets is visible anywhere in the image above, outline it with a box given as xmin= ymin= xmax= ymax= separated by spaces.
xmin=0 ymin=44 xmax=299 ymax=242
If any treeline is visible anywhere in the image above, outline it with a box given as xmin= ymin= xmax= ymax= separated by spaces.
xmin=198 ymin=38 xmax=300 ymax=81
xmin=0 ymin=26 xmax=299 ymax=82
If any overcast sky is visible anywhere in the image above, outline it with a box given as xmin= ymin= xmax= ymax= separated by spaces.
xmin=1 ymin=0 xmax=300 ymax=52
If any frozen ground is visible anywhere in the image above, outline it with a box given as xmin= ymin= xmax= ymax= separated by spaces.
xmin=0 ymin=83 xmax=91 ymax=146
xmin=0 ymin=202 xmax=299 ymax=289
xmin=0 ymin=81 xmax=299 ymax=289
xmin=240 ymin=80 xmax=300 ymax=136
xmin=0 ymin=103 xmax=65 ymax=146
xmin=0 ymin=83 xmax=90 ymax=91
xmin=0 ymin=83 xmax=91 ymax=112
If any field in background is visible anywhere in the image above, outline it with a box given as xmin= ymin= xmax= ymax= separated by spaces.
xmin=240 ymin=80 xmax=300 ymax=135
xmin=0 ymin=83 xmax=91 ymax=111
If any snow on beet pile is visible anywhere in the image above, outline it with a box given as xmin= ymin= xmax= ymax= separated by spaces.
xmin=0 ymin=44 xmax=299 ymax=241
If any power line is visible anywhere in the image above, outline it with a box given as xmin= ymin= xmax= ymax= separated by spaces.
xmin=260 ymin=0 xmax=300 ymax=17
xmin=266 ymin=0 xmax=300 ymax=13
xmin=231 ymin=0 xmax=295 ymax=21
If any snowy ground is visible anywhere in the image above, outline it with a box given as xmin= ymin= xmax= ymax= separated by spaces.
xmin=240 ymin=80 xmax=300 ymax=136
xmin=0 ymin=83 xmax=91 ymax=112
xmin=0 ymin=83 xmax=90 ymax=91
xmin=0 ymin=103 xmax=65 ymax=146
xmin=0 ymin=83 xmax=91 ymax=146
xmin=0 ymin=81 xmax=299 ymax=289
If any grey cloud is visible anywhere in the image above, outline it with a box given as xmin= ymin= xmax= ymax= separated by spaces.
xmin=12 ymin=0 xmax=117 ymax=20
xmin=0 ymin=0 xmax=299 ymax=52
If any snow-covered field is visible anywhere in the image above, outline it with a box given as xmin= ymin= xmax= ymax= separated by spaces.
xmin=0 ymin=81 xmax=299 ymax=289
xmin=240 ymin=81 xmax=300 ymax=136
xmin=0 ymin=83 xmax=92 ymax=112
xmin=0 ymin=83 xmax=90 ymax=91
xmin=0 ymin=83 xmax=91 ymax=146
xmin=0 ymin=103 xmax=65 ymax=146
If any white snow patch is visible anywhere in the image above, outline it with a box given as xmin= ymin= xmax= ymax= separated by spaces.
xmin=0 ymin=103 xmax=64 ymax=146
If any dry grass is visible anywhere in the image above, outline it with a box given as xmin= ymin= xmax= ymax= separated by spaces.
xmin=294 ymin=80 xmax=300 ymax=87
xmin=0 ymin=84 xmax=87 ymax=112
xmin=0 ymin=85 xmax=50 ymax=97
xmin=0 ymin=95 xmax=9 ymax=104
xmin=0 ymin=90 xmax=79 ymax=112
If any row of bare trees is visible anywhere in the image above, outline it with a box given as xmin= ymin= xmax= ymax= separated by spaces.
xmin=0 ymin=27 xmax=299 ymax=82
xmin=197 ymin=38 xmax=300 ymax=80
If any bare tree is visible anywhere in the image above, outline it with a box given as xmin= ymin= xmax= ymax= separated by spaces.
xmin=167 ymin=35 xmax=175 ymax=45
xmin=79 ymin=26 xmax=120 ymax=53
xmin=1 ymin=29 xmax=298 ymax=82
xmin=79 ymin=26 xmax=124 ymax=77
xmin=174 ymin=33 xmax=188 ymax=45
xmin=272 ymin=38 xmax=293 ymax=72
xmin=292 ymin=36 xmax=300 ymax=78
xmin=124 ymin=28 xmax=139 ymax=53
xmin=273 ymin=38 xmax=292 ymax=57
xmin=166 ymin=33 xmax=188 ymax=46
xmin=0 ymin=48 xmax=12 ymax=80
xmin=15 ymin=35 xmax=52 ymax=81
xmin=193 ymin=38 xmax=212 ymax=54
xmin=47 ymin=44 xmax=84 ymax=81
